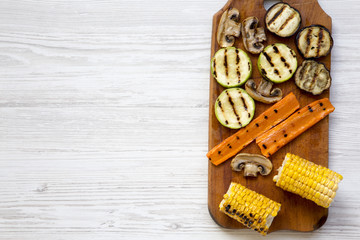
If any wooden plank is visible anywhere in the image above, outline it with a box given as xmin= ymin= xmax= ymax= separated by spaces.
xmin=208 ymin=0 xmax=332 ymax=232
xmin=1 ymin=0 xmax=360 ymax=239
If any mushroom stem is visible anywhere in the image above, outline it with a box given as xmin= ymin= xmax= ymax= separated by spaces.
xmin=244 ymin=163 xmax=259 ymax=177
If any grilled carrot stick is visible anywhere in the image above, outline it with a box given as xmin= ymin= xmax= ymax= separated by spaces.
xmin=207 ymin=92 xmax=299 ymax=166
xmin=256 ymin=98 xmax=335 ymax=157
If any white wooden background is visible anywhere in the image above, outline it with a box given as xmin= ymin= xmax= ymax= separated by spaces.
xmin=0 ymin=0 xmax=359 ymax=239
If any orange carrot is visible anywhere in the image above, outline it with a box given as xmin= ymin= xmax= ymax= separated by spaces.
xmin=207 ymin=92 xmax=300 ymax=166
xmin=256 ymin=98 xmax=335 ymax=157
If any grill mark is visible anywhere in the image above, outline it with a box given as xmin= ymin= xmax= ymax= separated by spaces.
xmin=240 ymin=94 xmax=251 ymax=120
xmin=261 ymin=68 xmax=267 ymax=76
xmin=316 ymin=28 xmax=324 ymax=58
xmin=213 ymin=59 xmax=217 ymax=77
xmin=237 ymin=69 xmax=241 ymax=83
xmin=224 ymin=49 xmax=228 ymax=77
xmin=218 ymin=100 xmax=224 ymax=112
xmin=263 ymin=52 xmax=274 ymax=67
xmin=299 ymin=61 xmax=310 ymax=80
xmin=273 ymin=45 xmax=279 ymax=53
xmin=309 ymin=63 xmax=320 ymax=91
xmin=236 ymin=49 xmax=241 ymax=83
xmin=268 ymin=5 xmax=286 ymax=26
xmin=236 ymin=49 xmax=240 ymax=65
xmin=274 ymin=69 xmax=280 ymax=75
xmin=302 ymin=61 xmax=315 ymax=87
xmin=226 ymin=91 xmax=242 ymax=126
xmin=279 ymin=12 xmax=296 ymax=31
xmin=240 ymin=95 xmax=248 ymax=111
xmin=305 ymin=28 xmax=313 ymax=56
xmin=280 ymin=56 xmax=290 ymax=68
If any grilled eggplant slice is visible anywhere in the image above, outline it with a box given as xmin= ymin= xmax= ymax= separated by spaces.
xmin=215 ymin=88 xmax=255 ymax=129
xmin=295 ymin=60 xmax=331 ymax=95
xmin=258 ymin=43 xmax=297 ymax=83
xmin=211 ymin=47 xmax=252 ymax=88
xmin=296 ymin=25 xmax=333 ymax=59
xmin=265 ymin=3 xmax=301 ymax=37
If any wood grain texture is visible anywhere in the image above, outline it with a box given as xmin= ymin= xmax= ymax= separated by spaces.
xmin=208 ymin=0 xmax=332 ymax=232
xmin=0 ymin=0 xmax=359 ymax=239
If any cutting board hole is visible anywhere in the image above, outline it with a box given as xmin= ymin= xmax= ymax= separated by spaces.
xmin=263 ymin=0 xmax=282 ymax=10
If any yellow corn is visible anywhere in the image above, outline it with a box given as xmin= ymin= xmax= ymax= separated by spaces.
xmin=219 ymin=182 xmax=281 ymax=235
xmin=273 ymin=153 xmax=343 ymax=208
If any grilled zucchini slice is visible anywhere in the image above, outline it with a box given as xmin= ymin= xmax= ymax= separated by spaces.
xmin=295 ymin=60 xmax=331 ymax=95
xmin=265 ymin=3 xmax=301 ymax=37
xmin=211 ymin=47 xmax=252 ymax=88
xmin=296 ymin=25 xmax=333 ymax=59
xmin=258 ymin=43 xmax=297 ymax=83
xmin=215 ymin=88 xmax=255 ymax=129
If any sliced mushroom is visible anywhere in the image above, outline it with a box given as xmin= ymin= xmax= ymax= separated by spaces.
xmin=231 ymin=153 xmax=272 ymax=177
xmin=245 ymin=79 xmax=283 ymax=104
xmin=216 ymin=8 xmax=241 ymax=48
xmin=241 ymin=17 xmax=266 ymax=54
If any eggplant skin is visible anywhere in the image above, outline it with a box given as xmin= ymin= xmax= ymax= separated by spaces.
xmin=296 ymin=25 xmax=334 ymax=59
xmin=265 ymin=2 xmax=302 ymax=38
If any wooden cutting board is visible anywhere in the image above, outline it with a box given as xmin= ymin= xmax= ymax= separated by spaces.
xmin=208 ymin=0 xmax=332 ymax=233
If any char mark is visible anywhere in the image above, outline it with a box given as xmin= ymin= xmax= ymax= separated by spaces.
xmin=268 ymin=5 xmax=286 ymax=26
xmin=263 ymin=52 xmax=274 ymax=67
xmin=237 ymin=69 xmax=241 ymax=83
xmin=224 ymin=49 xmax=228 ymax=76
xmin=279 ymin=13 xmax=296 ymax=31
xmin=305 ymin=28 xmax=313 ymax=56
xmin=226 ymin=91 xmax=242 ymax=126
xmin=236 ymin=49 xmax=240 ymax=65
xmin=261 ymin=68 xmax=267 ymax=76
xmin=316 ymin=28 xmax=324 ymax=57
xmin=218 ymin=100 xmax=224 ymax=111
xmin=213 ymin=59 xmax=217 ymax=77
xmin=273 ymin=45 xmax=279 ymax=53
xmin=280 ymin=56 xmax=290 ymax=68
xmin=309 ymin=65 xmax=319 ymax=90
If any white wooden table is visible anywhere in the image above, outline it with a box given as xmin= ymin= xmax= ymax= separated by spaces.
xmin=0 ymin=0 xmax=359 ymax=239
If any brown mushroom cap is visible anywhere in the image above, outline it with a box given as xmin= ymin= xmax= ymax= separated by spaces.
xmin=241 ymin=17 xmax=267 ymax=54
xmin=245 ymin=79 xmax=283 ymax=104
xmin=216 ymin=8 xmax=241 ymax=48
xmin=231 ymin=153 xmax=272 ymax=177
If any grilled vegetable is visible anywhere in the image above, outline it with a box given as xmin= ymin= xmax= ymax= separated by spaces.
xmin=231 ymin=153 xmax=272 ymax=177
xmin=295 ymin=60 xmax=331 ymax=95
xmin=296 ymin=25 xmax=333 ymax=59
xmin=257 ymin=98 xmax=335 ymax=157
xmin=241 ymin=17 xmax=267 ymax=54
xmin=208 ymin=92 xmax=299 ymax=166
xmin=220 ymin=182 xmax=281 ymax=235
xmin=217 ymin=8 xmax=241 ymax=48
xmin=265 ymin=3 xmax=301 ymax=37
xmin=258 ymin=44 xmax=297 ymax=83
xmin=274 ymin=153 xmax=343 ymax=208
xmin=211 ymin=47 xmax=252 ymax=88
xmin=245 ymin=79 xmax=282 ymax=104
xmin=214 ymin=88 xmax=255 ymax=129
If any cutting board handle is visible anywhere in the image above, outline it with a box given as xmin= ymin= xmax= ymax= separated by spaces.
xmin=216 ymin=0 xmax=330 ymax=28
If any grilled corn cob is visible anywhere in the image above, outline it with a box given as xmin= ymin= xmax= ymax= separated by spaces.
xmin=273 ymin=153 xmax=343 ymax=208
xmin=219 ymin=182 xmax=281 ymax=235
